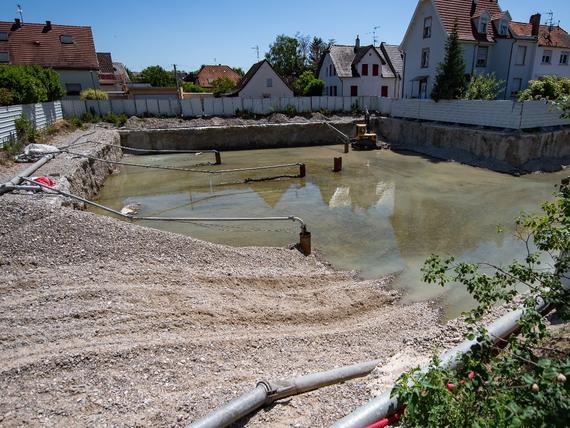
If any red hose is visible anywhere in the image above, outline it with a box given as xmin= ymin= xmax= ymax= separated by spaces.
xmin=364 ymin=412 xmax=401 ymax=428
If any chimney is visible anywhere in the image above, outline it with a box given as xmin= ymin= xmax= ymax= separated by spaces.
xmin=42 ymin=20 xmax=52 ymax=33
xmin=530 ymin=13 xmax=541 ymax=36
xmin=354 ymin=35 xmax=361 ymax=52
xmin=12 ymin=18 xmax=21 ymax=30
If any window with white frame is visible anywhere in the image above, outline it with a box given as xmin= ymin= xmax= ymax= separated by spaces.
xmin=542 ymin=50 xmax=552 ymax=64
xmin=423 ymin=17 xmax=432 ymax=38
xmin=476 ymin=46 xmax=489 ymax=68
xmin=515 ymin=45 xmax=527 ymax=65
xmin=0 ymin=51 xmax=8 ymax=63
xmin=560 ymin=52 xmax=569 ymax=65
xmin=421 ymin=48 xmax=430 ymax=68
xmin=266 ymin=78 xmax=273 ymax=88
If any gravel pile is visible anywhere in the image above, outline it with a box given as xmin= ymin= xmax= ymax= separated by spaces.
xmin=123 ymin=114 xmax=357 ymax=130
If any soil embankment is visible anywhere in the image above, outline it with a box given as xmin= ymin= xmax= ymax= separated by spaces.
xmin=1 ymin=127 xmax=467 ymax=427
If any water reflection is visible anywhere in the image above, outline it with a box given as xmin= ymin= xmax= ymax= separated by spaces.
xmin=91 ymin=146 xmax=566 ymax=318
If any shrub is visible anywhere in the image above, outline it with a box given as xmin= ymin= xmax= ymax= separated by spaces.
xmin=69 ymin=117 xmax=83 ymax=128
xmin=15 ymin=115 xmax=37 ymax=144
xmin=351 ymin=100 xmax=363 ymax=116
xmin=282 ymin=105 xmax=298 ymax=117
xmin=211 ymin=77 xmax=236 ymax=97
xmin=102 ymin=112 xmax=128 ymax=127
xmin=294 ymin=70 xmax=325 ymax=96
xmin=80 ymin=89 xmax=109 ymax=100
xmin=0 ymin=65 xmax=64 ymax=105
xmin=518 ymin=76 xmax=570 ymax=119
xmin=0 ymin=88 xmax=13 ymax=106
xmin=235 ymin=109 xmax=255 ymax=119
xmin=80 ymin=110 xmax=101 ymax=123
xmin=393 ymin=184 xmax=570 ymax=427
xmin=182 ymin=82 xmax=207 ymax=93
xmin=2 ymin=134 xmax=23 ymax=157
xmin=464 ymin=73 xmax=504 ymax=100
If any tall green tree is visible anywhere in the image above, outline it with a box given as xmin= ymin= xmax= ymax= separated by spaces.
xmin=308 ymin=37 xmax=334 ymax=73
xmin=464 ymin=73 xmax=504 ymax=100
xmin=265 ymin=35 xmax=304 ymax=78
xmin=431 ymin=21 xmax=467 ymax=101
xmin=138 ymin=65 xmax=176 ymax=87
xmin=233 ymin=67 xmax=245 ymax=77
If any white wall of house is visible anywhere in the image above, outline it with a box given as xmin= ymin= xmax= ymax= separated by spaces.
xmin=56 ymin=69 xmax=99 ymax=97
xmin=401 ymin=0 xmax=446 ymax=98
xmin=319 ymin=54 xmax=343 ymax=96
xmin=238 ymin=62 xmax=293 ymax=98
xmin=532 ymin=46 xmax=570 ymax=80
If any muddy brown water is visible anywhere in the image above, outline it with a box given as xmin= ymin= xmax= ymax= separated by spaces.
xmin=90 ymin=145 xmax=568 ymax=318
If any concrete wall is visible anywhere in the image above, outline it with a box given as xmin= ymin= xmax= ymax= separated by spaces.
xmin=374 ymin=116 xmax=570 ymax=173
xmin=0 ymin=101 xmax=63 ymax=148
xmin=120 ymin=121 xmax=357 ymax=153
xmin=238 ymin=62 xmax=294 ymax=99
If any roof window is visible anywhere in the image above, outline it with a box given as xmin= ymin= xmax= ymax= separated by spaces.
xmin=60 ymin=34 xmax=74 ymax=44
xmin=0 ymin=32 xmax=8 ymax=41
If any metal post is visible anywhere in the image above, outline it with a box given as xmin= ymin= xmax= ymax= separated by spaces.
xmin=214 ymin=151 xmax=222 ymax=165
xmin=299 ymin=229 xmax=311 ymax=256
xmin=344 ymin=142 xmax=349 ymax=153
xmin=333 ymin=157 xmax=342 ymax=172
xmin=299 ymin=163 xmax=306 ymax=178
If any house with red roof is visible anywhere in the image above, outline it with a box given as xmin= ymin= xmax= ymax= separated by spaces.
xmin=186 ymin=65 xmax=241 ymax=90
xmin=0 ymin=18 xmax=100 ymax=97
xmin=400 ymin=0 xmax=570 ymax=99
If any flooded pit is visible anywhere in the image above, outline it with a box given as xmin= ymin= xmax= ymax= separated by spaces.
xmin=90 ymin=145 xmax=567 ymax=318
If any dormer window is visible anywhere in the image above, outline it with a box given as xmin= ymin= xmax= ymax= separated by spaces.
xmin=60 ymin=34 xmax=74 ymax=44
xmin=479 ymin=17 xmax=488 ymax=34
xmin=0 ymin=32 xmax=8 ymax=41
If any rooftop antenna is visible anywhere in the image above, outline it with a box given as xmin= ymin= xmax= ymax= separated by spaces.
xmin=251 ymin=45 xmax=260 ymax=60
xmin=17 ymin=4 xmax=23 ymax=22
xmin=372 ymin=26 xmax=380 ymax=46
xmin=545 ymin=10 xmax=555 ymax=32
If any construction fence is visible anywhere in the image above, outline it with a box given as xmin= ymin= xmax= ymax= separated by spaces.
xmin=0 ymin=101 xmax=63 ymax=148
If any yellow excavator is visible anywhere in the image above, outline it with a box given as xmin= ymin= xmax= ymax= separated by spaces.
xmin=351 ymin=108 xmax=378 ymax=150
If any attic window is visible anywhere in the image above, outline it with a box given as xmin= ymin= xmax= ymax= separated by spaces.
xmin=0 ymin=32 xmax=8 ymax=41
xmin=479 ymin=17 xmax=488 ymax=34
xmin=500 ymin=20 xmax=508 ymax=35
xmin=423 ymin=17 xmax=432 ymax=38
xmin=0 ymin=51 xmax=9 ymax=63
xmin=60 ymin=34 xmax=74 ymax=44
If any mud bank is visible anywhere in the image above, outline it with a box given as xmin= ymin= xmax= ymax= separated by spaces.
xmin=0 ymin=128 xmax=471 ymax=427
xmin=119 ymin=121 xmax=356 ymax=153
xmin=374 ymin=117 xmax=570 ymax=174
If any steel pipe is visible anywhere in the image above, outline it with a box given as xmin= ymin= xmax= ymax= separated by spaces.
xmin=0 ymin=154 xmax=55 ymax=196
xmin=188 ymin=360 xmax=380 ymax=428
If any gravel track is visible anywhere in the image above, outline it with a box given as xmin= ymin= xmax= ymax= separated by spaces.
xmin=1 ymin=128 xmax=468 ymax=427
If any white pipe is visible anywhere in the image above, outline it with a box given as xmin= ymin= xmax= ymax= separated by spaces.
xmin=0 ymin=154 xmax=55 ymax=196
xmin=188 ymin=360 xmax=380 ymax=428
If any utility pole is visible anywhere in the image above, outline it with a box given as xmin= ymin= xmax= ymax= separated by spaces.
xmin=17 ymin=4 xmax=23 ymax=22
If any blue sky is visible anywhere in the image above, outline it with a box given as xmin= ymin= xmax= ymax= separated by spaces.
xmin=2 ymin=1 xmax=569 ymax=72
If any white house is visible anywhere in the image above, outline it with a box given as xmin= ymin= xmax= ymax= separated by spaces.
xmin=317 ymin=37 xmax=403 ymax=98
xmin=226 ymin=60 xmax=293 ymax=99
xmin=400 ymin=0 xmax=570 ymax=99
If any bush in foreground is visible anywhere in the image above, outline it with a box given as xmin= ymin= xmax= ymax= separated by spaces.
xmin=80 ymin=89 xmax=109 ymax=100
xmin=393 ymin=184 xmax=570 ymax=427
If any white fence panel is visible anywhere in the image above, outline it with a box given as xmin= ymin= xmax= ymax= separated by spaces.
xmin=181 ymin=100 xmax=193 ymax=117
xmin=252 ymin=99 xmax=264 ymax=115
xmin=223 ymin=98 xmax=237 ymax=116
xmin=212 ymin=98 xmax=224 ymax=116
xmin=203 ymin=97 xmax=214 ymax=116
xmin=298 ymin=97 xmax=311 ymax=113
xmin=520 ymin=101 xmax=570 ymax=128
xmin=0 ymin=101 xmax=63 ymax=148
xmin=157 ymin=99 xmax=171 ymax=116
xmin=242 ymin=98 xmax=253 ymax=113
xmin=261 ymin=98 xmax=273 ymax=115
xmin=190 ymin=98 xmax=203 ymax=116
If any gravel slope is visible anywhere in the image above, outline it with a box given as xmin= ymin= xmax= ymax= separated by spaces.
xmin=0 ymin=128 xmax=464 ymax=427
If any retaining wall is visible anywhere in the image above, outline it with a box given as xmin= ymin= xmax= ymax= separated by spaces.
xmin=374 ymin=117 xmax=570 ymax=173
xmin=119 ymin=121 xmax=356 ymax=153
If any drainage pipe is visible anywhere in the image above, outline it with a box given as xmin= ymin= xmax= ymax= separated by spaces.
xmin=188 ymin=359 xmax=381 ymax=428
xmin=0 ymin=153 xmax=56 ymax=196
xmin=332 ymin=291 xmax=566 ymax=428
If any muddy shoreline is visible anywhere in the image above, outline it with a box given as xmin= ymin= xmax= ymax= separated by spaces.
xmin=1 ymin=127 xmax=478 ymax=427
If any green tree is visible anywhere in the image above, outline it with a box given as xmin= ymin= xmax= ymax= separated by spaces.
xmin=233 ymin=67 xmax=245 ymax=77
xmin=294 ymin=70 xmax=325 ymax=96
xmin=309 ymin=37 xmax=334 ymax=73
xmin=182 ymin=82 xmax=206 ymax=93
xmin=393 ymin=182 xmax=570 ymax=427
xmin=518 ymin=76 xmax=570 ymax=101
xmin=464 ymin=73 xmax=504 ymax=100
xmin=211 ymin=77 xmax=235 ymax=96
xmin=138 ymin=65 xmax=176 ymax=87
xmin=431 ymin=21 xmax=468 ymax=101
xmin=265 ymin=34 xmax=304 ymax=78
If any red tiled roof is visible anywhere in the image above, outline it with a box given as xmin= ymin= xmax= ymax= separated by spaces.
xmin=196 ymin=65 xmax=241 ymax=88
xmin=0 ymin=20 xmax=98 ymax=69
xmin=510 ymin=22 xmax=570 ymax=49
xmin=96 ymin=52 xmax=114 ymax=74
xmin=433 ymin=0 xmax=504 ymax=43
